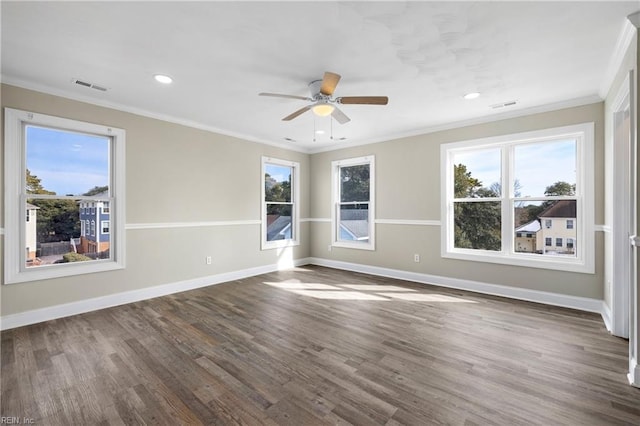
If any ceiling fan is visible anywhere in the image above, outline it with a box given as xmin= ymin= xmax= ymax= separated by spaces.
xmin=259 ymin=71 xmax=388 ymax=124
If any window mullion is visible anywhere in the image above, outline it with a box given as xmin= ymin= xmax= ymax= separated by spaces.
xmin=502 ymin=145 xmax=513 ymax=255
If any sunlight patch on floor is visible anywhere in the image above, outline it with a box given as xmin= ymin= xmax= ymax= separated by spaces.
xmin=262 ymin=280 xmax=478 ymax=303
xmin=377 ymin=292 xmax=477 ymax=303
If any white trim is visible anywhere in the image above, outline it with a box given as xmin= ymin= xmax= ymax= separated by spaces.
xmin=596 ymin=224 xmax=611 ymax=233
xmin=375 ymin=219 xmax=441 ymax=226
xmin=3 ymin=107 xmax=126 ymax=284
xmin=302 ymin=218 xmax=331 ymax=223
xmin=0 ymin=257 xmax=313 ymax=330
xmin=261 ymin=156 xmax=300 ymax=250
xmin=601 ymin=301 xmax=613 ymax=332
xmin=1 ymin=76 xmax=309 ymax=154
xmin=599 ymin=19 xmax=638 ymax=99
xmin=441 ymin=122 xmax=595 ymax=274
xmin=331 ymin=155 xmax=375 ymax=251
xmin=308 ymin=96 xmax=602 ymax=154
xmin=0 ymin=228 xmax=4 ymax=235
xmin=308 ymin=257 xmax=606 ymax=314
xmin=126 ymin=220 xmax=261 ymax=230
xmin=630 ymin=356 xmax=640 ymax=388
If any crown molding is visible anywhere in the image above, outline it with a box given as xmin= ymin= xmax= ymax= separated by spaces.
xmin=599 ymin=18 xmax=638 ymax=99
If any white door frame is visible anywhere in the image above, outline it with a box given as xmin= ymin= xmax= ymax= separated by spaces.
xmin=611 ymin=72 xmax=632 ymax=338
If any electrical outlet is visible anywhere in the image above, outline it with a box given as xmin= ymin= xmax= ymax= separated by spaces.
xmin=414 ymin=254 xmax=420 ymax=263
xmin=206 ymin=256 xmax=212 ymax=265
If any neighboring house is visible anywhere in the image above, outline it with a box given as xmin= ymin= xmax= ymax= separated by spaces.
xmin=25 ymin=202 xmax=39 ymax=262
xmin=79 ymin=191 xmax=110 ymax=255
xmin=339 ymin=209 xmax=370 ymax=242
xmin=538 ymin=200 xmax=577 ymax=255
xmin=266 ymin=215 xmax=292 ymax=241
xmin=514 ymin=219 xmax=541 ymax=253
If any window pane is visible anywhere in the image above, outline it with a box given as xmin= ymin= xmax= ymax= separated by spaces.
xmin=454 ymin=201 xmax=501 ymax=250
xmin=25 ymin=199 xmax=110 ymax=268
xmin=514 ymin=139 xmax=576 ymax=198
xmin=513 ymin=200 xmax=577 ymax=257
xmin=453 ymin=148 xmax=501 ymax=198
xmin=265 ymin=164 xmax=292 ymax=202
xmin=340 ymin=164 xmax=370 ymax=202
xmin=266 ymin=203 xmax=293 ymax=241
xmin=26 ymin=126 xmax=110 ymax=196
xmin=539 ymin=200 xmax=577 ymax=257
xmin=338 ymin=203 xmax=369 ymax=242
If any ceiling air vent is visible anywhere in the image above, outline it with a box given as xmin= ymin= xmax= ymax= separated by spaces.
xmin=72 ymin=78 xmax=108 ymax=92
xmin=490 ymin=100 xmax=517 ymax=109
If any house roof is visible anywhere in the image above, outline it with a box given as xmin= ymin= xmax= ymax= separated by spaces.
xmin=266 ymin=215 xmax=292 ymax=240
xmin=26 ymin=202 xmax=39 ymax=210
xmin=538 ymin=200 xmax=577 ymax=219
xmin=515 ymin=220 xmax=541 ymax=233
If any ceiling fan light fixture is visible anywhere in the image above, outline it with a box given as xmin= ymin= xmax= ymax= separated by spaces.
xmin=312 ymin=103 xmax=335 ymax=117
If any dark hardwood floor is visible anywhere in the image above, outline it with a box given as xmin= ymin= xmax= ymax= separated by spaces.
xmin=2 ymin=265 xmax=639 ymax=425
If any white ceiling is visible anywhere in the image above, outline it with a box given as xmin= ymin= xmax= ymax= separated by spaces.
xmin=2 ymin=1 xmax=638 ymax=152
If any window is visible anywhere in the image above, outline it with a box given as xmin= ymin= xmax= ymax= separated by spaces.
xmin=91 ymin=220 xmax=96 ymax=236
xmin=102 ymin=221 xmax=110 ymax=234
xmin=4 ymin=108 xmax=125 ymax=284
xmin=441 ymin=123 xmax=594 ymax=273
xmin=567 ymin=238 xmax=575 ymax=249
xmin=261 ymin=157 xmax=299 ymax=250
xmin=331 ymin=156 xmax=375 ymax=250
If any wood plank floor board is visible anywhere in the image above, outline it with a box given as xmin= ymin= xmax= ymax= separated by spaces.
xmin=3 ymin=265 xmax=640 ymax=425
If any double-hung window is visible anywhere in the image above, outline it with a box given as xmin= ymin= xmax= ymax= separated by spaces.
xmin=4 ymin=108 xmax=125 ymax=284
xmin=441 ymin=123 xmax=594 ymax=273
xmin=331 ymin=156 xmax=375 ymax=250
xmin=261 ymin=157 xmax=299 ymax=250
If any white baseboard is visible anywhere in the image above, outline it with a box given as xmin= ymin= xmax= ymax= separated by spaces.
xmin=629 ymin=357 xmax=640 ymax=388
xmin=601 ymin=301 xmax=613 ymax=332
xmin=1 ymin=256 xmax=607 ymax=331
xmin=0 ymin=258 xmax=313 ymax=331
xmin=307 ymin=257 xmax=606 ymax=315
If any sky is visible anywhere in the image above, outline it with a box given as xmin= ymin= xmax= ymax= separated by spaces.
xmin=26 ymin=126 xmax=109 ymax=196
xmin=453 ymin=139 xmax=576 ymax=198
xmin=265 ymin=164 xmax=291 ymax=184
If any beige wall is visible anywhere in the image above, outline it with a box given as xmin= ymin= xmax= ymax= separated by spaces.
xmin=0 ymin=84 xmax=310 ymax=316
xmin=0 ymin=83 xmax=608 ymax=320
xmin=310 ymin=102 xmax=605 ymax=299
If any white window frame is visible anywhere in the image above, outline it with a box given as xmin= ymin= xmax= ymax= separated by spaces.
xmin=261 ymin=157 xmax=300 ymax=250
xmin=441 ymin=123 xmax=594 ymax=273
xmin=101 ymin=220 xmax=110 ymax=235
xmin=331 ymin=155 xmax=375 ymax=250
xmin=4 ymin=108 xmax=126 ymax=284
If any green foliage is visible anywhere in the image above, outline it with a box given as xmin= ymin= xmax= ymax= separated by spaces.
xmin=60 ymin=252 xmax=92 ymax=263
xmin=26 ymin=169 xmax=55 ymax=195
xmin=453 ymin=164 xmax=501 ymax=251
xmin=265 ymin=174 xmax=291 ymax=202
xmin=83 ymin=185 xmax=109 ymax=196
xmin=340 ymin=164 xmax=370 ymax=202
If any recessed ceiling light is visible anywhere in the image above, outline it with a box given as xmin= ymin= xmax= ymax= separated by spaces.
xmin=315 ymin=130 xmax=325 ymax=135
xmin=154 ymin=74 xmax=173 ymax=84
xmin=463 ymin=92 xmax=480 ymax=100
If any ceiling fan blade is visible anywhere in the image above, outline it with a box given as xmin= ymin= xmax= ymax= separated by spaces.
xmin=331 ymin=106 xmax=351 ymax=124
xmin=320 ymin=72 xmax=341 ymax=96
xmin=259 ymin=92 xmax=311 ymax=101
xmin=283 ymin=106 xmax=311 ymax=121
xmin=338 ymin=96 xmax=389 ymax=105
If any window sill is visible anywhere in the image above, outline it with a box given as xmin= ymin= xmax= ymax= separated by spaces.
xmin=5 ymin=260 xmax=125 ymax=285
xmin=332 ymin=241 xmax=375 ymax=251
xmin=442 ymin=249 xmax=594 ymax=274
